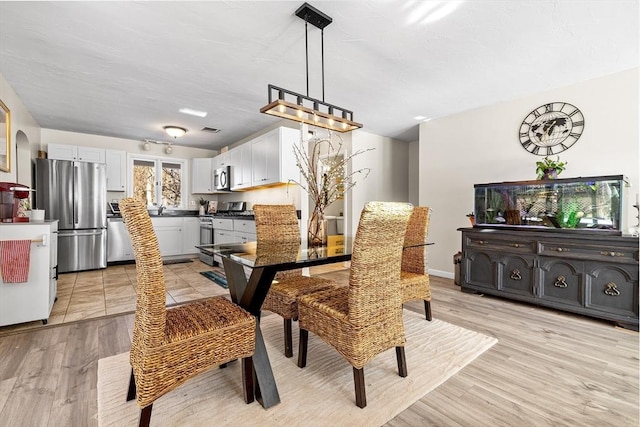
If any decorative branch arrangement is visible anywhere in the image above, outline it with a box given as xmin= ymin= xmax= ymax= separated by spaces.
xmin=289 ymin=131 xmax=373 ymax=245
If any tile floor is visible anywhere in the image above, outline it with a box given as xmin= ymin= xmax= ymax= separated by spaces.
xmin=0 ymin=257 xmax=349 ymax=335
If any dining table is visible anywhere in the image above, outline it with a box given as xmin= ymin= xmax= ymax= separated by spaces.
xmin=196 ymin=239 xmax=432 ymax=409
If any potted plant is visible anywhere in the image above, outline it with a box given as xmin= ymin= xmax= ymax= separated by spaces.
xmin=466 ymin=212 xmax=476 ymax=226
xmin=535 ymin=156 xmax=567 ymax=180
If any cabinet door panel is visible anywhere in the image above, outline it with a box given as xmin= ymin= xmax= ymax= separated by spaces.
xmin=585 ymin=263 xmax=638 ymax=318
xmin=538 ymin=258 xmax=583 ymax=306
xmin=498 ymin=255 xmax=534 ymax=296
xmin=464 ymin=251 xmax=496 ymax=289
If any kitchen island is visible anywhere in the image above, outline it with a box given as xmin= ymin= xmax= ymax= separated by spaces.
xmin=0 ymin=220 xmax=58 ymax=326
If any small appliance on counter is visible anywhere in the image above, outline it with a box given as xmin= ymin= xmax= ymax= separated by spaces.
xmin=0 ymin=182 xmax=32 ymax=223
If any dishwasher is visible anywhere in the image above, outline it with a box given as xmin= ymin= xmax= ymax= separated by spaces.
xmin=107 ymin=217 xmax=134 ymax=262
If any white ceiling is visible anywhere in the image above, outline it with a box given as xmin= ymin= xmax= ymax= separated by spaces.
xmin=0 ymin=1 xmax=638 ymax=151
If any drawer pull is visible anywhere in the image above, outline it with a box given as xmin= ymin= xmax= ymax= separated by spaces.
xmin=475 ymin=240 xmax=486 ymax=245
xmin=510 ymin=243 xmax=521 ymax=248
xmin=604 ymin=282 xmax=621 ymax=296
xmin=509 ymin=269 xmax=522 ymax=280
xmin=600 ymin=251 xmax=624 ymax=257
xmin=555 ymin=247 xmax=569 ymax=253
xmin=554 ymin=276 xmax=568 ymax=288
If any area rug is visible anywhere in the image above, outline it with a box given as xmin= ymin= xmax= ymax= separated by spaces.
xmin=200 ymin=267 xmax=228 ymax=288
xmin=162 ymin=258 xmax=193 ymax=265
xmin=97 ymin=310 xmax=497 ymax=426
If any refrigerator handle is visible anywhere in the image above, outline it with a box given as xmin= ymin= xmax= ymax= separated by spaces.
xmin=74 ymin=164 xmax=79 ymax=225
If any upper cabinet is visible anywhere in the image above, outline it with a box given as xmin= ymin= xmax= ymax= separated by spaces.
xmin=251 ymin=127 xmax=300 ymax=187
xmin=105 ymin=149 xmax=127 ymax=192
xmin=230 ymin=143 xmax=252 ymax=191
xmin=192 ymin=158 xmax=215 ymax=194
xmin=48 ymin=143 xmax=106 ymax=163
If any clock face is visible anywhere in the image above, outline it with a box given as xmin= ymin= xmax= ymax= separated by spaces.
xmin=519 ymin=102 xmax=584 ymax=155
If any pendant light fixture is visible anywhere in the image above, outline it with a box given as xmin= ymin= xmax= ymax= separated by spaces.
xmin=260 ymin=3 xmax=362 ymax=133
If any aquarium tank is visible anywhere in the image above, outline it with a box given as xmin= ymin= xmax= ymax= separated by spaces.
xmin=473 ymin=175 xmax=625 ymax=234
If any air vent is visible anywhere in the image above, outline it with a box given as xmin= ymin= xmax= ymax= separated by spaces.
xmin=201 ymin=127 xmax=221 ymax=133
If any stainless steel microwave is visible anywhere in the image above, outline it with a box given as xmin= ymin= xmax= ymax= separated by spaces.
xmin=214 ymin=165 xmax=231 ymax=191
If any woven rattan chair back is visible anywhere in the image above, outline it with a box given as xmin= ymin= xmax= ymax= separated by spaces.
xmin=119 ymin=197 xmax=167 ymax=350
xmin=401 ymin=206 xmax=431 ymax=274
xmin=254 ymin=204 xmax=302 ymax=279
xmin=348 ymin=201 xmax=414 ymax=327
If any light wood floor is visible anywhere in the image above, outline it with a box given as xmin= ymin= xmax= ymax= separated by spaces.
xmin=0 ymin=272 xmax=637 ymax=426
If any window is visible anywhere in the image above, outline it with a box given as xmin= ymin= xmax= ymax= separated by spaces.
xmin=129 ymin=155 xmax=186 ymax=209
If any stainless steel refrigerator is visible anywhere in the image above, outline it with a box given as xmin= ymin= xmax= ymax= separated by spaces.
xmin=34 ymin=158 xmax=107 ymax=273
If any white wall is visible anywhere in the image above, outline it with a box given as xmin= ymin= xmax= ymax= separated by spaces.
xmin=420 ymin=68 xmax=639 ymax=278
xmin=351 ymin=130 xmax=409 ymax=234
xmin=0 ymin=73 xmax=41 ymax=186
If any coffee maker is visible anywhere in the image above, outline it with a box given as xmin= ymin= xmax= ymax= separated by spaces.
xmin=0 ymin=182 xmax=31 ymax=223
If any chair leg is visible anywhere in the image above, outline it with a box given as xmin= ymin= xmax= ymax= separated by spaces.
xmin=396 ymin=346 xmax=408 ymax=377
xmin=424 ymin=300 xmax=432 ymax=321
xmin=138 ymin=404 xmax=152 ymax=427
xmin=241 ymin=357 xmax=255 ymax=404
xmin=353 ymin=367 xmax=366 ymax=408
xmin=126 ymin=368 xmax=136 ymax=401
xmin=284 ymin=318 xmax=293 ymax=358
xmin=297 ymin=328 xmax=308 ymax=368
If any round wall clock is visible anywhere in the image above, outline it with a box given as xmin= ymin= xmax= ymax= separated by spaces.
xmin=519 ymin=102 xmax=584 ymax=156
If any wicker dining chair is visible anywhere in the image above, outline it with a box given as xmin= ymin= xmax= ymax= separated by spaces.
xmin=400 ymin=206 xmax=432 ymax=320
xmin=253 ymin=204 xmax=338 ymax=358
xmin=119 ymin=198 xmax=256 ymax=427
xmin=297 ymin=201 xmax=413 ymax=408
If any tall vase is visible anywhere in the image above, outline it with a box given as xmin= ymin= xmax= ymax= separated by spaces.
xmin=308 ymin=208 xmax=328 ymax=247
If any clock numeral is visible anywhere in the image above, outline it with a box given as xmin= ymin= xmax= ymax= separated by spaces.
xmin=521 ymin=140 xmax=534 ymax=149
xmin=560 ymin=143 xmax=569 ymax=151
xmin=544 ymin=103 xmax=553 ymax=113
xmin=568 ymin=108 xmax=580 ymax=117
xmin=531 ymin=146 xmax=541 ymax=155
xmin=572 ymin=120 xmax=584 ymax=127
xmin=519 ymin=131 xmax=529 ymax=139
xmin=546 ymin=146 xmax=554 ymax=155
xmin=569 ymin=132 xmax=581 ymax=139
xmin=532 ymin=109 xmax=542 ymax=118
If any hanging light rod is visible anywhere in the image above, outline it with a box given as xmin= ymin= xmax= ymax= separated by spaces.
xmin=260 ymin=2 xmax=363 ymax=133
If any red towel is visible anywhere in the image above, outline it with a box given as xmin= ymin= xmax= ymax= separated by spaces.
xmin=0 ymin=240 xmax=31 ymax=283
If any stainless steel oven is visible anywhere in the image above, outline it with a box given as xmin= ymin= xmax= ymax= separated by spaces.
xmin=199 ymin=217 xmax=214 ymax=265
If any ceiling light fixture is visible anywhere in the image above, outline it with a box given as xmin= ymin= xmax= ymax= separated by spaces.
xmin=163 ymin=125 xmax=187 ymax=139
xmin=179 ymin=108 xmax=208 ymax=118
xmin=165 ymin=143 xmax=174 ymax=155
xmin=259 ymin=2 xmax=362 ymax=133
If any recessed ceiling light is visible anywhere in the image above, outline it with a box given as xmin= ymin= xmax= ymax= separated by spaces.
xmin=179 ymin=108 xmax=208 ymax=118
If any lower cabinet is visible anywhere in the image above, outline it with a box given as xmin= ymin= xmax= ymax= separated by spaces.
xmin=460 ymin=228 xmax=639 ymax=330
xmin=151 ymin=218 xmax=183 ymax=257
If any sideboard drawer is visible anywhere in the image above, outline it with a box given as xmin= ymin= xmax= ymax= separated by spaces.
xmin=539 ymin=240 xmax=637 ymax=264
xmin=465 ymin=235 xmax=535 ymax=254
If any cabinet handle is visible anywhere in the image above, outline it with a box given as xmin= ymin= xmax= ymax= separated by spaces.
xmin=555 ymin=247 xmax=569 ymax=253
xmin=604 ymin=282 xmax=621 ymax=296
xmin=600 ymin=251 xmax=624 ymax=257
xmin=554 ymin=275 xmax=568 ymax=288
xmin=509 ymin=269 xmax=522 ymax=280
xmin=510 ymin=243 xmax=521 ymax=248
xmin=475 ymin=240 xmax=486 ymax=245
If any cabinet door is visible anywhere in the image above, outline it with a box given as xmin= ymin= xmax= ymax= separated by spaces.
xmin=498 ymin=255 xmax=535 ymax=297
xmin=105 ymin=149 xmax=127 ymax=191
xmin=152 ymin=218 xmax=183 ymax=256
xmin=48 ymin=143 xmax=77 ymax=161
xmin=230 ymin=145 xmax=252 ymax=190
xmin=183 ymin=217 xmax=200 ymax=254
xmin=585 ymin=263 xmax=639 ymax=318
xmin=192 ymin=158 xmax=214 ymax=193
xmin=234 ymin=219 xmax=256 ymax=234
xmin=235 ymin=231 xmax=256 ymax=243
xmin=78 ymin=146 xmax=106 ymax=163
xmin=464 ymin=250 xmax=497 ymax=290
xmin=251 ymin=135 xmax=270 ymax=186
xmin=538 ymin=258 xmax=583 ymax=307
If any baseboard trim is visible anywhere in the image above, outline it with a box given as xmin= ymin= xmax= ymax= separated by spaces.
xmin=429 ymin=269 xmax=454 ymax=279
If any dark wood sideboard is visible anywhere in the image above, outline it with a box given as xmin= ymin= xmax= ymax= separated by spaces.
xmin=459 ymin=227 xmax=639 ymax=330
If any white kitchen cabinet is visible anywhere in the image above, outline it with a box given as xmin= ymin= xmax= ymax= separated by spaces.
xmin=192 ymin=158 xmax=215 ymax=193
xmin=214 ymin=229 xmax=236 ymax=244
xmin=251 ymin=127 xmax=300 ymax=187
xmin=216 ymin=150 xmax=231 ymax=168
xmin=48 ymin=143 xmax=106 ymax=163
xmin=183 ymin=217 xmax=200 ymax=254
xmin=0 ymin=220 xmax=58 ymax=326
xmin=151 ymin=217 xmax=183 ymax=257
xmin=105 ymin=149 xmax=127 ymax=191
xmin=230 ymin=144 xmax=252 ymax=190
